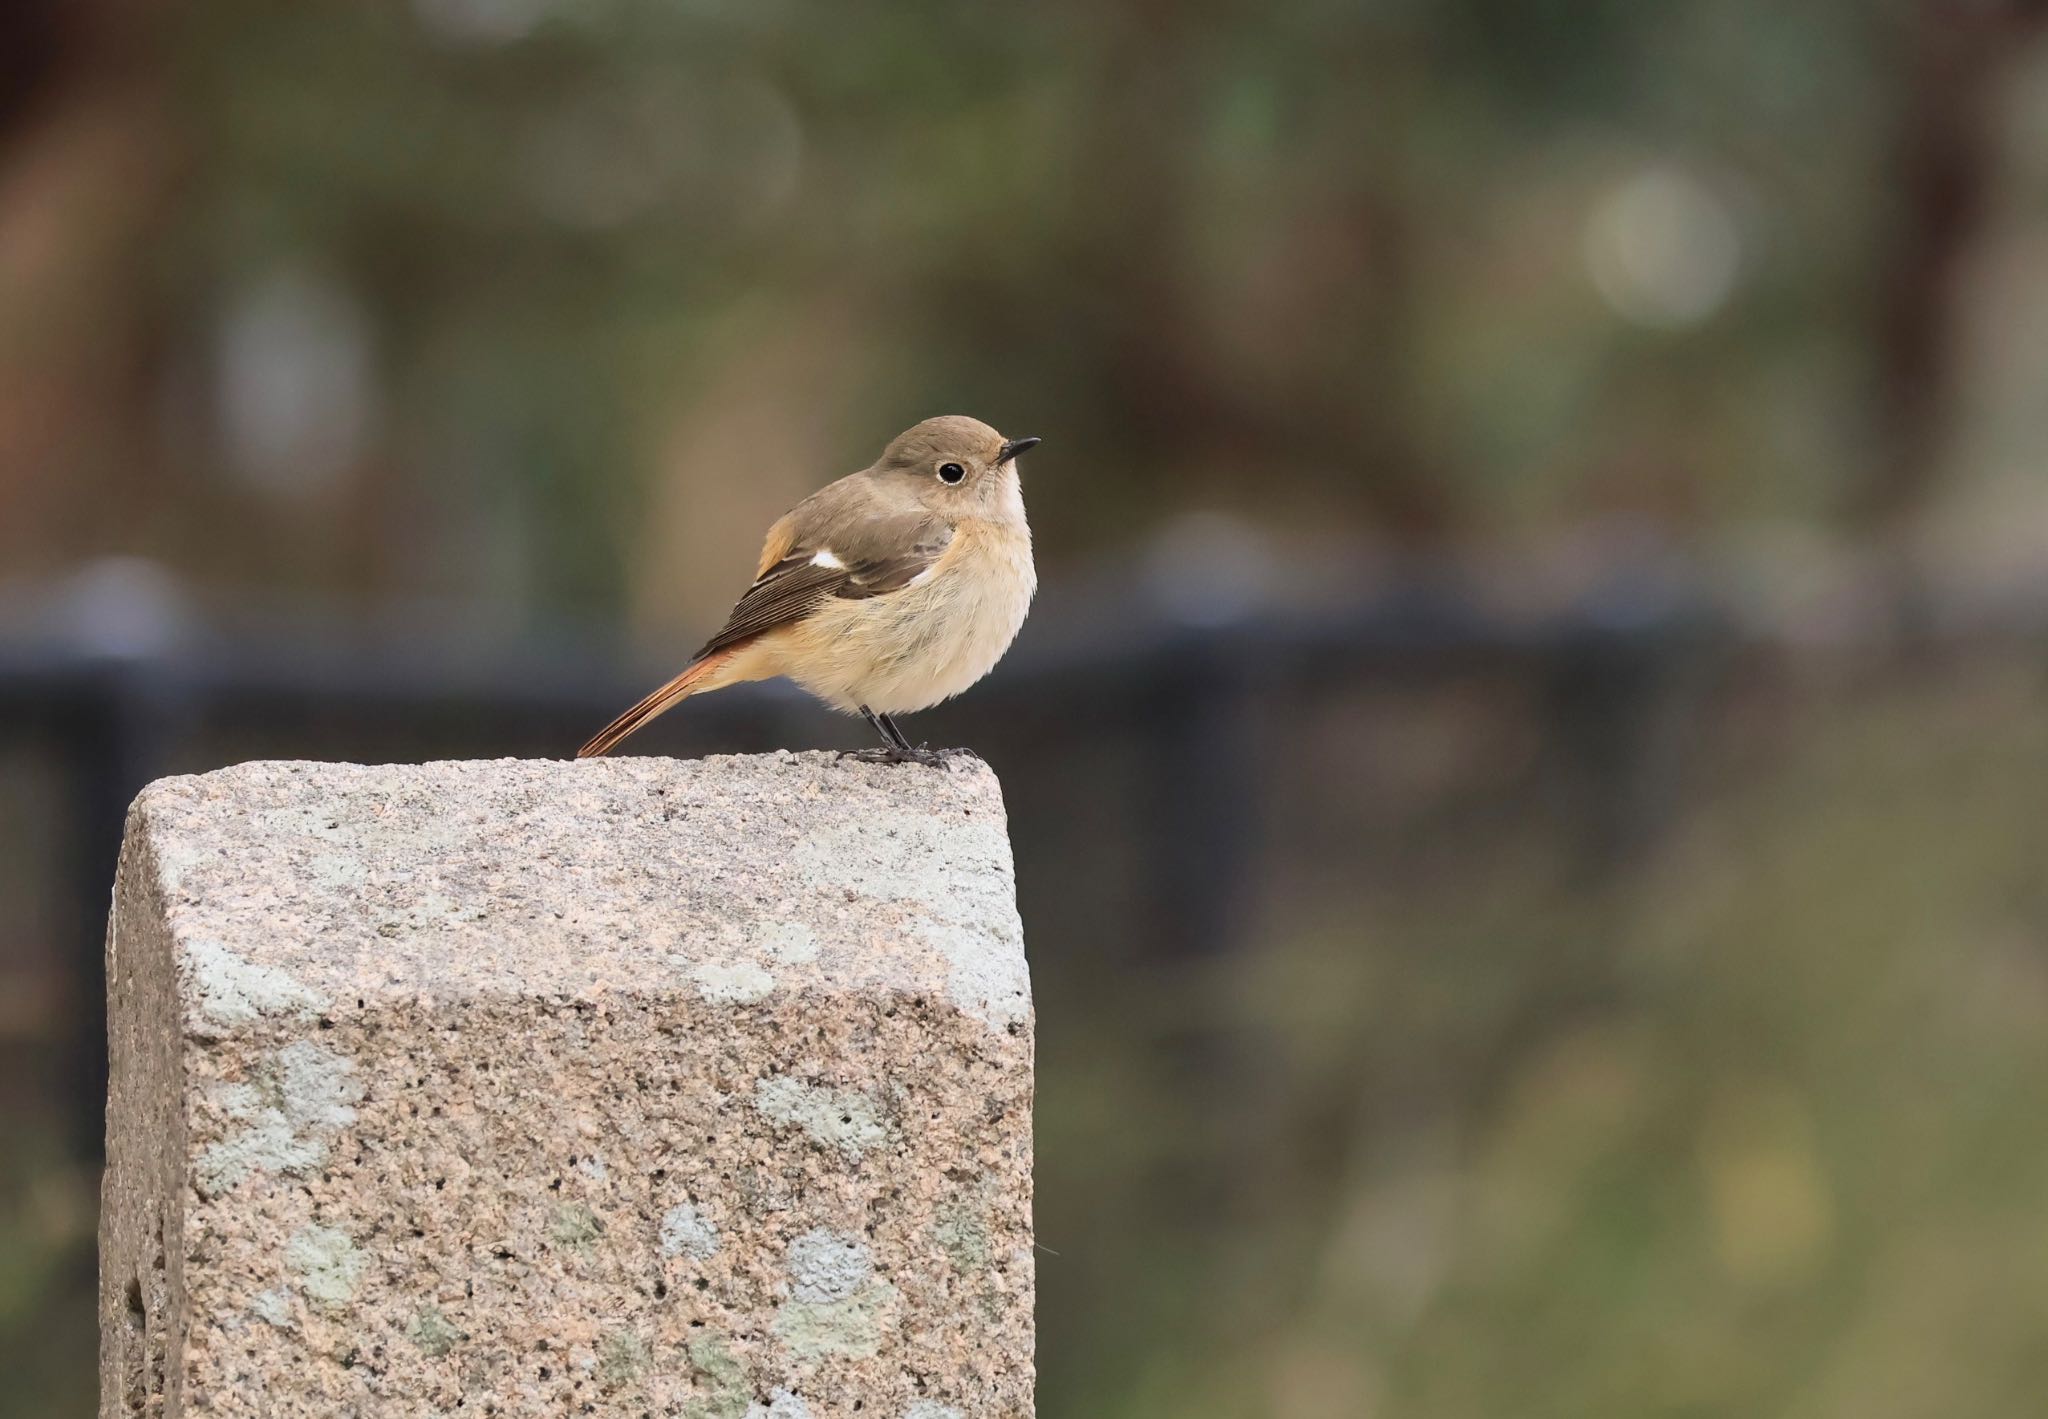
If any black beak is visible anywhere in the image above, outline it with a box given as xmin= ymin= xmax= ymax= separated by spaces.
xmin=996 ymin=436 xmax=1041 ymax=465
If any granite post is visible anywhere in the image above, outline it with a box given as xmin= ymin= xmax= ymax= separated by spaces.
xmin=99 ymin=754 xmax=1033 ymax=1418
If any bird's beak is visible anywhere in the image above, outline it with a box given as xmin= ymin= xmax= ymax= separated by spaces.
xmin=996 ymin=436 xmax=1041 ymax=466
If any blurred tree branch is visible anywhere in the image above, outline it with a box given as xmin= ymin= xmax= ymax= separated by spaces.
xmin=1858 ymin=0 xmax=2048 ymax=531
xmin=0 ymin=0 xmax=63 ymax=153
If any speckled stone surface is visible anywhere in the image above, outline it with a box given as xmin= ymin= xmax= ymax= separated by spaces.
xmin=99 ymin=753 xmax=1033 ymax=1419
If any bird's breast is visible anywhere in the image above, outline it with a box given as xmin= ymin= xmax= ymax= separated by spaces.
xmin=778 ymin=517 xmax=1035 ymax=714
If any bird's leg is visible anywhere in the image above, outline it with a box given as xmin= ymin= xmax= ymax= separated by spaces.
xmin=860 ymin=704 xmax=901 ymax=745
xmin=843 ymin=705 xmax=924 ymax=764
xmin=876 ymin=714 xmax=916 ymax=752
xmin=840 ymin=706 xmax=967 ymax=768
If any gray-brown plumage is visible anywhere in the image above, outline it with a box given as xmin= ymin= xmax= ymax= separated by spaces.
xmin=579 ymin=415 xmax=1039 ymax=763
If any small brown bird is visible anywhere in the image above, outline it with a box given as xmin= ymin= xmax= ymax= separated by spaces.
xmin=578 ymin=415 xmax=1039 ymax=765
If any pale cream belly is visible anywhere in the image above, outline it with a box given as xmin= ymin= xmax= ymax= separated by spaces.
xmin=762 ymin=528 xmax=1035 ymax=714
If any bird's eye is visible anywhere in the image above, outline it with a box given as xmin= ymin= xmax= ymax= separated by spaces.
xmin=938 ymin=462 xmax=966 ymax=484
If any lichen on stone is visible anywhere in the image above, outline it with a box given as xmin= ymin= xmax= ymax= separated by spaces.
xmin=183 ymin=938 xmax=327 ymax=1033
xmin=933 ymin=1200 xmax=991 ymax=1273
xmin=791 ymin=812 xmax=1029 ymax=1030
xmin=692 ymin=959 xmax=776 ymax=1005
xmin=196 ymin=1041 xmax=363 ymax=1196
xmin=660 ymin=1202 xmax=720 ymax=1260
xmin=249 ymin=1288 xmax=292 ymax=1328
xmin=903 ymin=1405 xmax=963 ymax=1419
xmin=550 ymin=1202 xmax=603 ymax=1252
xmin=784 ymin=1228 xmax=871 ymax=1303
xmin=408 ymin=1305 xmax=462 ymax=1357
xmin=753 ymin=1076 xmax=890 ymax=1159
xmin=758 ymin=920 xmax=819 ymax=965
xmin=690 ymin=1333 xmax=743 ymax=1381
xmin=746 ymin=1391 xmax=813 ymax=1419
xmin=597 ymin=1330 xmax=648 ymax=1387
xmin=771 ymin=1277 xmax=900 ymax=1360
xmin=683 ymin=1334 xmax=749 ymax=1419
xmin=285 ymin=1225 xmax=365 ymax=1311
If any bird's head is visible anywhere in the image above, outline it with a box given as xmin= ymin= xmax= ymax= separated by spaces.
xmin=877 ymin=415 xmax=1040 ymax=517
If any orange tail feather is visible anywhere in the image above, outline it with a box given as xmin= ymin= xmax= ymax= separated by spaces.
xmin=577 ymin=649 xmax=736 ymax=758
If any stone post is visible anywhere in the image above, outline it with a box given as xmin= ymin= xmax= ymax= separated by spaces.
xmin=99 ymin=754 xmax=1033 ymax=1418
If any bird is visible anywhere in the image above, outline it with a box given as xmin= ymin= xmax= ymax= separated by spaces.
xmin=578 ymin=415 xmax=1040 ymax=766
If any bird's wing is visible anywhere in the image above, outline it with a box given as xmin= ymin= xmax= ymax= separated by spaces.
xmin=697 ymin=500 xmax=952 ymax=660
xmin=754 ymin=512 xmax=798 ymax=581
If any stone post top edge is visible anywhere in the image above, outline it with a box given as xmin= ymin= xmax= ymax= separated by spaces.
xmin=125 ymin=751 xmax=1010 ymax=837
xmin=116 ymin=748 xmax=1029 ymax=1033
xmin=131 ymin=748 xmax=1002 ymax=793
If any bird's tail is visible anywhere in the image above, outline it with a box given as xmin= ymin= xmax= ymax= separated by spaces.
xmin=577 ymin=648 xmax=740 ymax=759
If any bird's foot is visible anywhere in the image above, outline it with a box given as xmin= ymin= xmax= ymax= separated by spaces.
xmin=837 ymin=744 xmax=978 ymax=770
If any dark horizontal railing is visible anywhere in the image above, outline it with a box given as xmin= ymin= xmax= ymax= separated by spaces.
xmin=15 ymin=548 xmax=2043 ymax=1158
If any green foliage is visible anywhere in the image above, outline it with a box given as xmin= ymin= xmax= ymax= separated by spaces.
xmin=134 ymin=0 xmax=1935 ymax=610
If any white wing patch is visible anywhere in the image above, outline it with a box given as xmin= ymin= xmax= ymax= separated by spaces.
xmin=809 ymin=549 xmax=845 ymax=570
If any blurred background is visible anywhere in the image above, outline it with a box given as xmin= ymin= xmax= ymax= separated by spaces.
xmin=8 ymin=0 xmax=2048 ymax=1414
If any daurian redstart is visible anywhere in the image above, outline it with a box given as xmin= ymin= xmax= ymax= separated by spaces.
xmin=578 ymin=415 xmax=1039 ymax=765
